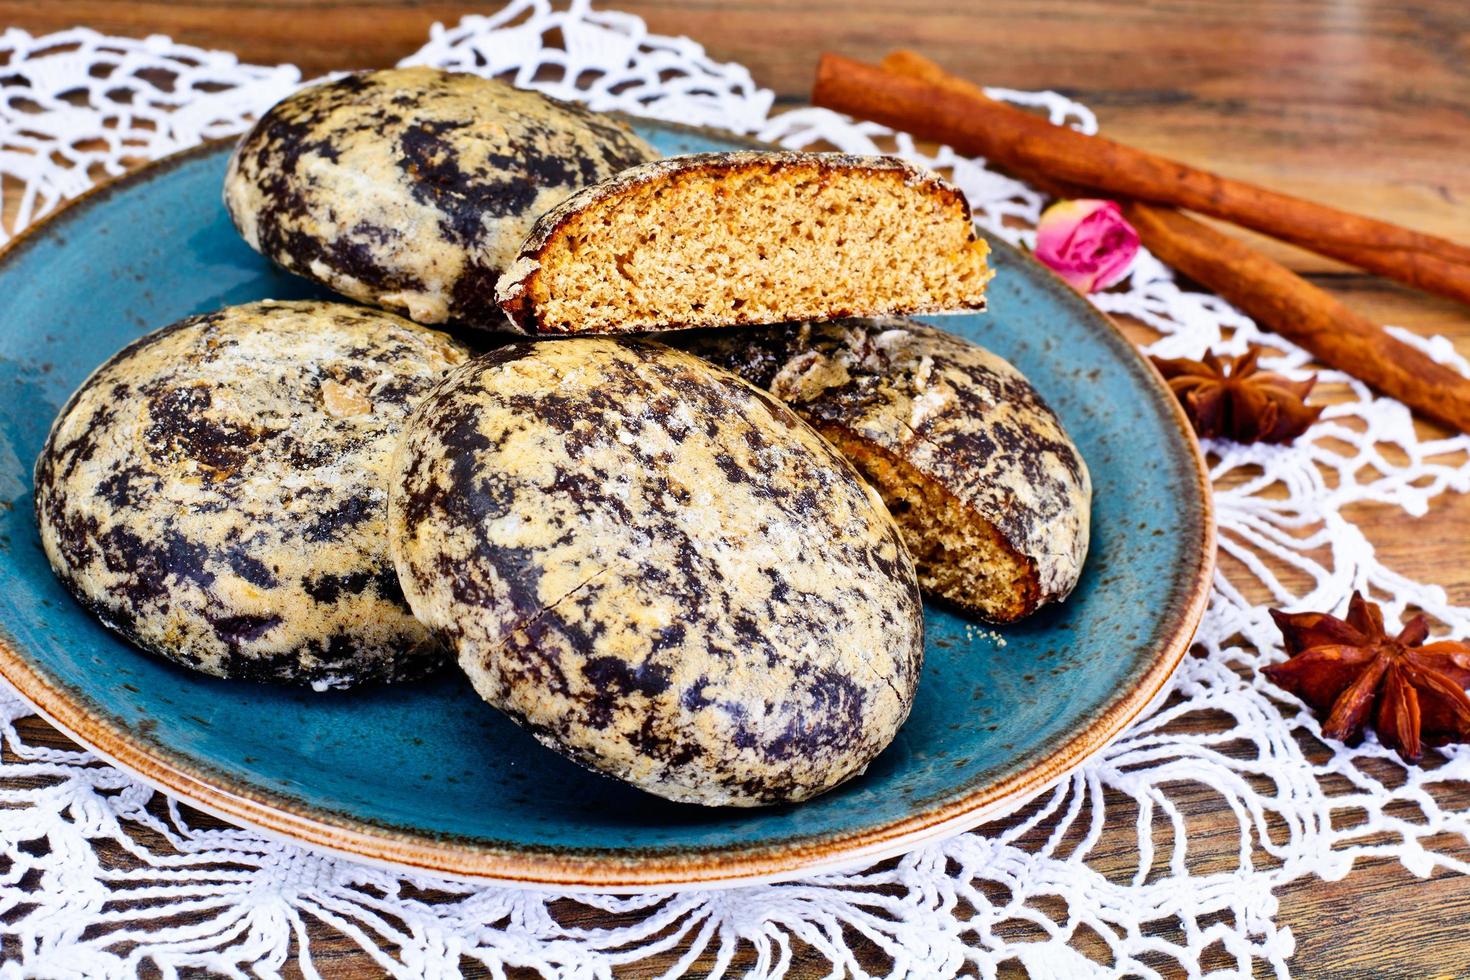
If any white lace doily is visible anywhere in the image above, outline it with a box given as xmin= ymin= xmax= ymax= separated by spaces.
xmin=5 ymin=3 xmax=1470 ymax=976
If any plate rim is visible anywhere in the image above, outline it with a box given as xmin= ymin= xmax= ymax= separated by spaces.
xmin=0 ymin=136 xmax=1216 ymax=891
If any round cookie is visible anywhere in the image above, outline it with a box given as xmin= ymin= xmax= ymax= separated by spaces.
xmin=33 ymin=300 xmax=471 ymax=688
xmin=389 ymin=338 xmax=925 ymax=806
xmin=223 ymin=67 xmax=657 ymax=329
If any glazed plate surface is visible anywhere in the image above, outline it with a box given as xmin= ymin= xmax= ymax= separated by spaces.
xmin=0 ymin=123 xmax=1214 ymax=889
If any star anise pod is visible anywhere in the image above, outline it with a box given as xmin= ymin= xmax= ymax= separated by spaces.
xmin=1263 ymin=592 xmax=1470 ymax=762
xmin=1150 ymin=346 xmax=1322 ymax=444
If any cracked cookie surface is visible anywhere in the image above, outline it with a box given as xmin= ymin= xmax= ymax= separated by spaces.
xmin=224 ymin=66 xmax=657 ymax=329
xmin=388 ymin=337 xmax=924 ymax=806
xmin=33 ymin=300 xmax=470 ymax=687
xmin=680 ymin=317 xmax=1091 ymax=621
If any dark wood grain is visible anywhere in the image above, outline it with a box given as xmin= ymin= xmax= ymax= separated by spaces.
xmin=3 ymin=1 xmax=1470 ymax=976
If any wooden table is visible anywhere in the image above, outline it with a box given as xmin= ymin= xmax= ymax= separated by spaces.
xmin=4 ymin=1 xmax=1469 ymax=975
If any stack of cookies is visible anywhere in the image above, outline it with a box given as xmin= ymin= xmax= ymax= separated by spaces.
xmin=34 ymin=68 xmax=1090 ymax=808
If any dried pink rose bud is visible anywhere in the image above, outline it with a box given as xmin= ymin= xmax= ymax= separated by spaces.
xmin=1034 ymin=199 xmax=1140 ymax=293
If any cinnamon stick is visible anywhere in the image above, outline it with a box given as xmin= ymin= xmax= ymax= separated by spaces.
xmin=814 ymin=53 xmax=1470 ymax=308
xmin=859 ymin=49 xmax=1470 ymax=434
xmin=876 ymin=52 xmax=1085 ymax=202
xmin=1122 ymin=204 xmax=1470 ymax=433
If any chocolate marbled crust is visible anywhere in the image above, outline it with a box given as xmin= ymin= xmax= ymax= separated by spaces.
xmin=679 ymin=317 xmax=1092 ymax=619
xmin=223 ymin=67 xmax=656 ymax=329
xmin=388 ymin=338 xmax=925 ymax=806
xmin=33 ymin=301 xmax=470 ymax=688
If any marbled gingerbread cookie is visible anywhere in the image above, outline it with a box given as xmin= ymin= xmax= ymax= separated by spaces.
xmin=33 ymin=300 xmax=470 ymax=687
xmin=224 ymin=67 xmax=657 ymax=328
xmin=388 ymin=338 xmax=924 ymax=806
xmin=681 ymin=317 xmax=1091 ymax=622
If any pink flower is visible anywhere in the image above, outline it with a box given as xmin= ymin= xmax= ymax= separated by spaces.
xmin=1034 ymin=199 xmax=1140 ymax=293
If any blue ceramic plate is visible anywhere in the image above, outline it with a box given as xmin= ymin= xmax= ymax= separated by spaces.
xmin=0 ymin=123 xmax=1213 ymax=890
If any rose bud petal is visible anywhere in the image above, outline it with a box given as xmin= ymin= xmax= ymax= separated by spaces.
xmin=1035 ymin=199 xmax=1141 ymax=293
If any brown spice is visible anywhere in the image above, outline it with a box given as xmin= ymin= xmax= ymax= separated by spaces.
xmin=1264 ymin=593 xmax=1470 ymax=764
xmin=1151 ymin=347 xmax=1322 ymax=444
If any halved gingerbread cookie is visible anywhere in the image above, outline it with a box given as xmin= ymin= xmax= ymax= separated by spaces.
xmin=495 ymin=151 xmax=993 ymax=335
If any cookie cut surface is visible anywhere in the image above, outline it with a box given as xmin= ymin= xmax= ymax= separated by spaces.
xmin=33 ymin=300 xmax=470 ymax=687
xmin=224 ymin=67 xmax=656 ymax=328
xmin=388 ymin=337 xmax=924 ymax=806
xmin=495 ymin=151 xmax=993 ymax=335
xmin=681 ymin=317 xmax=1091 ymax=622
